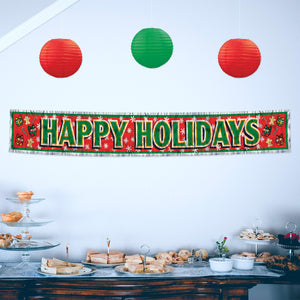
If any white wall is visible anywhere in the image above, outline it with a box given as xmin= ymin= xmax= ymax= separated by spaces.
xmin=0 ymin=1 xmax=300 ymax=299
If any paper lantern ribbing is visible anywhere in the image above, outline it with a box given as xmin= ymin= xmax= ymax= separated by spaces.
xmin=218 ymin=39 xmax=261 ymax=78
xmin=131 ymin=28 xmax=173 ymax=68
xmin=39 ymin=39 xmax=82 ymax=78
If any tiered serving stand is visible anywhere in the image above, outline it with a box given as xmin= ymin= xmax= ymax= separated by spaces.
xmin=237 ymin=220 xmax=277 ymax=257
xmin=0 ymin=196 xmax=60 ymax=272
xmin=277 ymin=222 xmax=300 ymax=260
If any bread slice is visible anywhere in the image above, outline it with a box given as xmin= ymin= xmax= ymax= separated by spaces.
xmin=41 ymin=257 xmax=84 ymax=275
xmin=124 ymin=262 xmax=144 ymax=273
xmin=89 ymin=250 xmax=125 ymax=264
xmin=125 ymin=254 xmax=143 ymax=264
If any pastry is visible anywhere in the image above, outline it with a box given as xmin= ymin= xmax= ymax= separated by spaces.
xmin=17 ymin=191 xmax=34 ymax=200
xmin=1 ymin=212 xmax=22 ymax=222
xmin=178 ymin=250 xmax=191 ymax=261
xmin=155 ymin=252 xmax=172 ymax=264
xmin=241 ymin=252 xmax=256 ymax=258
xmin=194 ymin=249 xmax=208 ymax=260
xmin=41 ymin=257 xmax=84 ymax=275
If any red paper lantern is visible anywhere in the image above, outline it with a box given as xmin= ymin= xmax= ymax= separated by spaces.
xmin=39 ymin=39 xmax=82 ymax=78
xmin=218 ymin=39 xmax=261 ymax=78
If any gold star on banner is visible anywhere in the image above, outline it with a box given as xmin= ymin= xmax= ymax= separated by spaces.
xmin=269 ymin=116 xmax=276 ymax=125
xmin=24 ymin=116 xmax=30 ymax=125
xmin=27 ymin=138 xmax=34 ymax=147
xmin=266 ymin=138 xmax=273 ymax=147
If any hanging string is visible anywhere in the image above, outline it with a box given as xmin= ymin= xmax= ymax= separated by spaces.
xmin=238 ymin=0 xmax=241 ymax=37
xmin=149 ymin=0 xmax=153 ymax=27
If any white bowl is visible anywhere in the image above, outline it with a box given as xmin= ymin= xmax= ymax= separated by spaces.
xmin=209 ymin=258 xmax=233 ymax=272
xmin=231 ymin=256 xmax=254 ymax=270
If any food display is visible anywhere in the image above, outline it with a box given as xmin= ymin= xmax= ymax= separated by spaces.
xmin=41 ymin=257 xmax=84 ymax=275
xmin=123 ymin=260 xmax=167 ymax=274
xmin=266 ymin=255 xmax=300 ymax=273
xmin=0 ymin=193 xmax=59 ymax=272
xmin=86 ymin=250 xmax=125 ymax=264
xmin=154 ymin=249 xmax=208 ymax=265
xmin=1 ymin=212 xmax=22 ymax=222
xmin=238 ymin=228 xmax=276 ymax=241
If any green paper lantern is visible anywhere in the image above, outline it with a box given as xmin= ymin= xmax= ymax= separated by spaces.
xmin=131 ymin=28 xmax=173 ymax=68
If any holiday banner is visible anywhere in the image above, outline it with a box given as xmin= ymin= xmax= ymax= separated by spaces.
xmin=10 ymin=110 xmax=290 ymax=156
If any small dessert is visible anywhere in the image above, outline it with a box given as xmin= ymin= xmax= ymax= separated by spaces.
xmin=155 ymin=252 xmax=172 ymax=265
xmin=17 ymin=191 xmax=34 ymax=200
xmin=178 ymin=249 xmax=192 ymax=261
xmin=265 ymin=255 xmax=300 ymax=273
xmin=195 ymin=249 xmax=209 ymax=260
xmin=0 ymin=233 xmax=13 ymax=247
xmin=255 ymin=252 xmax=271 ymax=263
xmin=86 ymin=250 xmax=125 ymax=264
xmin=1 ymin=212 xmax=22 ymax=222
xmin=278 ymin=233 xmax=300 ymax=246
xmin=241 ymin=252 xmax=256 ymax=258
xmin=41 ymin=257 xmax=84 ymax=275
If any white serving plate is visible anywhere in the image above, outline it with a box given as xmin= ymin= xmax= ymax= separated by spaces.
xmin=115 ymin=265 xmax=174 ymax=275
xmin=37 ymin=266 xmax=96 ymax=276
xmin=81 ymin=260 xmax=124 ymax=268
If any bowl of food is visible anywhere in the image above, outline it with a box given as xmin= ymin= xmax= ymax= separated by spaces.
xmin=231 ymin=255 xmax=254 ymax=270
xmin=209 ymin=258 xmax=232 ymax=272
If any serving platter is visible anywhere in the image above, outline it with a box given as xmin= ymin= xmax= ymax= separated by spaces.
xmin=237 ymin=237 xmax=277 ymax=245
xmin=37 ymin=267 xmax=96 ymax=277
xmin=5 ymin=197 xmax=45 ymax=204
xmin=115 ymin=265 xmax=174 ymax=275
xmin=0 ymin=219 xmax=53 ymax=227
xmin=0 ymin=240 xmax=60 ymax=251
xmin=81 ymin=260 xmax=124 ymax=268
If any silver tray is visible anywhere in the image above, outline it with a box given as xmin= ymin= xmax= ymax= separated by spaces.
xmin=115 ymin=265 xmax=174 ymax=275
xmin=81 ymin=260 xmax=124 ymax=268
xmin=37 ymin=267 xmax=96 ymax=276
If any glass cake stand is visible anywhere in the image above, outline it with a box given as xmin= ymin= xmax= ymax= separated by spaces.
xmin=0 ymin=197 xmax=58 ymax=274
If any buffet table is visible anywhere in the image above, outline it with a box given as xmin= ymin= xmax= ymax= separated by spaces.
xmin=0 ymin=263 xmax=299 ymax=300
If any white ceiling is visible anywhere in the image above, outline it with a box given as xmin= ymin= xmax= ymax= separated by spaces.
xmin=0 ymin=0 xmax=55 ymax=37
